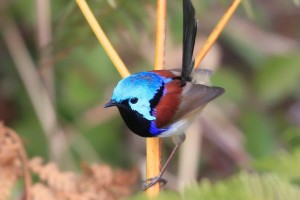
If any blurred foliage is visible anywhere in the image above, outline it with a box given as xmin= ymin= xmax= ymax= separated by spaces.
xmin=255 ymin=54 xmax=300 ymax=105
xmin=131 ymin=149 xmax=300 ymax=199
xmin=1 ymin=0 xmax=300 ymax=198
xmin=131 ymin=172 xmax=300 ymax=200
xmin=254 ymin=148 xmax=300 ymax=182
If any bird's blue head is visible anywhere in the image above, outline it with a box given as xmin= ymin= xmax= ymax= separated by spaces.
xmin=105 ymin=72 xmax=172 ymax=121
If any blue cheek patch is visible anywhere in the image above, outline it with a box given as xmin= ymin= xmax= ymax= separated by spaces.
xmin=130 ymin=99 xmax=156 ymax=120
xmin=112 ymin=72 xmax=172 ymax=120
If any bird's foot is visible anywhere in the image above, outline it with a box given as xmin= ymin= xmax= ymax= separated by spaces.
xmin=142 ymin=176 xmax=168 ymax=190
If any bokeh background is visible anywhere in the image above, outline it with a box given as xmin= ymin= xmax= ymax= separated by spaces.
xmin=1 ymin=0 xmax=300 ymax=199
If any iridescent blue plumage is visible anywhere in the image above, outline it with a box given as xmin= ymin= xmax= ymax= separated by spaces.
xmin=111 ymin=72 xmax=172 ymax=121
xmin=150 ymin=120 xmax=167 ymax=136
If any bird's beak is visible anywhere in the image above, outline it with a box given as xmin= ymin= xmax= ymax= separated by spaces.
xmin=104 ymin=99 xmax=117 ymax=108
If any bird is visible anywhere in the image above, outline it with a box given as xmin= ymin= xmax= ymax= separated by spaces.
xmin=104 ymin=0 xmax=224 ymax=190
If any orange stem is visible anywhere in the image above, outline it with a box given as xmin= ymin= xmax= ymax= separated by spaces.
xmin=76 ymin=0 xmax=130 ymax=78
xmin=146 ymin=0 xmax=167 ymax=197
xmin=194 ymin=0 xmax=241 ymax=68
xmin=154 ymin=0 xmax=167 ymax=70
xmin=76 ymin=0 xmax=166 ymax=196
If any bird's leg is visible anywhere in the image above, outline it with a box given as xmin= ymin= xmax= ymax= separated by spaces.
xmin=143 ymin=134 xmax=186 ymax=190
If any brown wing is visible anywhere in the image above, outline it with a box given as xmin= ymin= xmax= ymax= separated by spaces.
xmin=172 ymin=82 xmax=224 ymax=122
xmin=154 ymin=79 xmax=182 ymax=128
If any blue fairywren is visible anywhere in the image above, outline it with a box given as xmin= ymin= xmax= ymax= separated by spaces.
xmin=104 ymin=0 xmax=224 ymax=189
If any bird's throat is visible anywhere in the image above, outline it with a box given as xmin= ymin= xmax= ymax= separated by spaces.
xmin=117 ymin=107 xmax=154 ymax=137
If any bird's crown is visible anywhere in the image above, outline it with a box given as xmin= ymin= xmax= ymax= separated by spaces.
xmin=111 ymin=72 xmax=171 ymax=120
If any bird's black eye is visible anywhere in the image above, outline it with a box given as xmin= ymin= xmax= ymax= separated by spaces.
xmin=130 ymin=97 xmax=138 ymax=104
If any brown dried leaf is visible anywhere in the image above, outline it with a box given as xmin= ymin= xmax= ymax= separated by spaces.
xmin=0 ymin=122 xmax=30 ymax=199
xmin=0 ymin=122 xmax=138 ymax=200
xmin=29 ymin=158 xmax=77 ymax=192
xmin=31 ymin=184 xmax=56 ymax=200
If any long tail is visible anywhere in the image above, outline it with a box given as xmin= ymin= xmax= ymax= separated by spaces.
xmin=181 ymin=0 xmax=197 ymax=86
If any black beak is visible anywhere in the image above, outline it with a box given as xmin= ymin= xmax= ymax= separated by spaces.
xmin=104 ymin=99 xmax=117 ymax=108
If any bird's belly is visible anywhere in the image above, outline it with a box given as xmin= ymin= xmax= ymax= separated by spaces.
xmin=158 ymin=109 xmax=204 ymax=137
xmin=157 ymin=119 xmax=190 ymax=138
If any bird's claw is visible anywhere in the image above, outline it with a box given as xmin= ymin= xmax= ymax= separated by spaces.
xmin=142 ymin=176 xmax=168 ymax=190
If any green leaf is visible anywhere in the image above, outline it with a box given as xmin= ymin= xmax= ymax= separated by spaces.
xmin=187 ymin=172 xmax=300 ymax=200
xmin=255 ymin=54 xmax=300 ymax=105
xmin=211 ymin=68 xmax=247 ymax=104
xmin=221 ymin=31 xmax=266 ymax=68
xmin=83 ymin=119 xmax=131 ymax=167
xmin=239 ymin=109 xmax=276 ymax=158
xmin=130 ymin=172 xmax=300 ymax=200
xmin=282 ymin=127 xmax=300 ymax=149
xmin=60 ymin=69 xmax=99 ymax=112
xmin=254 ymin=148 xmax=300 ymax=182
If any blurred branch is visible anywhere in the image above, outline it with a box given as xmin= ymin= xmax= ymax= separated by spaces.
xmin=201 ymin=104 xmax=251 ymax=170
xmin=1 ymin=16 xmax=75 ymax=168
xmin=226 ymin=17 xmax=299 ymax=56
xmin=178 ymin=121 xmax=202 ymax=190
xmin=146 ymin=0 xmax=167 ymax=196
xmin=35 ymin=0 xmax=55 ymax=100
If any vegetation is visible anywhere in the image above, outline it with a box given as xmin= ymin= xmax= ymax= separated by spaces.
xmin=0 ymin=0 xmax=300 ymax=199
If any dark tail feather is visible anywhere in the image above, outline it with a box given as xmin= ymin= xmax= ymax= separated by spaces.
xmin=181 ymin=0 xmax=197 ymax=86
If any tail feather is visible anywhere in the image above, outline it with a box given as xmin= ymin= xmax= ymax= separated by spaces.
xmin=181 ymin=0 xmax=197 ymax=86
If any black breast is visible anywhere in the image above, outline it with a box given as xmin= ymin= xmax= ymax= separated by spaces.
xmin=117 ymin=106 xmax=154 ymax=137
